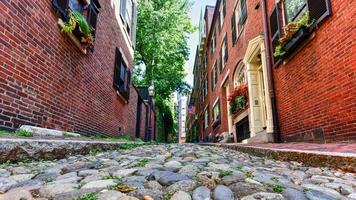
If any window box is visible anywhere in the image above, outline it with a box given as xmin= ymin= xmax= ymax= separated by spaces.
xmin=282 ymin=27 xmax=311 ymax=58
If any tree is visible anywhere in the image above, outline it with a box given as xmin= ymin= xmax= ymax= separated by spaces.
xmin=134 ymin=0 xmax=194 ymax=142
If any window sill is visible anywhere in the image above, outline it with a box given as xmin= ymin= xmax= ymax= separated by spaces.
xmin=116 ymin=90 xmax=129 ymax=104
xmin=212 ymin=119 xmax=221 ymax=129
xmin=58 ymin=19 xmax=87 ymax=55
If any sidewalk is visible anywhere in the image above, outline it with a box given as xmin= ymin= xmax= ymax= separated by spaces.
xmin=202 ymin=143 xmax=356 ymax=173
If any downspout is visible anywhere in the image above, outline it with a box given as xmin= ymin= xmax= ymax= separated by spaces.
xmin=262 ymin=0 xmax=281 ymax=142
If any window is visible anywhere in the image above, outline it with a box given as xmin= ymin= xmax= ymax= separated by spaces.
xmin=231 ymin=12 xmax=237 ymax=46
xmin=284 ymin=0 xmax=307 ymax=22
xmin=120 ymin=0 xmax=136 ymax=38
xmin=233 ymin=63 xmax=246 ymax=88
xmin=218 ymin=12 xmax=222 ymax=33
xmin=222 ymin=0 xmax=226 ymax=18
xmin=235 ymin=0 xmax=247 ymax=36
xmin=204 ymin=108 xmax=209 ymax=129
xmin=210 ymin=34 xmax=216 ymax=55
xmin=211 ymin=63 xmax=217 ymax=90
xmin=113 ymin=48 xmax=131 ymax=101
xmin=222 ymin=34 xmax=228 ymax=65
xmin=213 ymin=100 xmax=221 ymax=122
xmin=69 ymin=0 xmax=83 ymax=12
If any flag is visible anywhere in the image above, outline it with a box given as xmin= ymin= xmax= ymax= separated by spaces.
xmin=187 ymin=104 xmax=195 ymax=114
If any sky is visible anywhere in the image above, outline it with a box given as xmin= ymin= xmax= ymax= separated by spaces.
xmin=185 ymin=0 xmax=217 ymax=86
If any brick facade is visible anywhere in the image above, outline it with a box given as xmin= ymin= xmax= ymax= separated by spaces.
xmin=0 ymin=0 xmax=155 ymax=139
xmin=270 ymin=0 xmax=356 ymax=143
xmin=189 ymin=0 xmax=355 ymax=143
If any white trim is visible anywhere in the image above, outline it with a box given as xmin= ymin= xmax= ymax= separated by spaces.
xmin=212 ymin=97 xmax=219 ymax=107
xmin=220 ymin=69 xmax=230 ymax=88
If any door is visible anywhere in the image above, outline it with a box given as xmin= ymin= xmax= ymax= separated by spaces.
xmin=258 ymin=66 xmax=267 ymax=129
xmin=236 ymin=116 xmax=250 ymax=142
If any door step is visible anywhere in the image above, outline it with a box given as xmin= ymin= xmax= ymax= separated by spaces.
xmin=242 ymin=130 xmax=274 ymax=144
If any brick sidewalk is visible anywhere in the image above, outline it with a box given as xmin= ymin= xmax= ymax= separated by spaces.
xmin=238 ymin=143 xmax=356 ymax=154
xmin=202 ymin=143 xmax=356 ymax=172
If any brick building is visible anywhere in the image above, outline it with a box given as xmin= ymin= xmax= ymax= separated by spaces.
xmin=0 ymin=0 xmax=156 ymax=140
xmin=188 ymin=0 xmax=355 ymax=143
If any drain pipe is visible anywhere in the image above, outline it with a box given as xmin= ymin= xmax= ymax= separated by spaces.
xmin=261 ymin=0 xmax=281 ymax=143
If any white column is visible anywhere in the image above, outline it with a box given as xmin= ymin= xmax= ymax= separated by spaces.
xmin=260 ymin=43 xmax=274 ymax=133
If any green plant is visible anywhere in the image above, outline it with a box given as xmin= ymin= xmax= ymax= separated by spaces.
xmin=63 ymin=132 xmax=75 ymax=138
xmin=271 ymin=184 xmax=284 ymax=193
xmin=77 ymin=192 xmax=97 ymax=200
xmin=61 ymin=10 xmax=94 ymax=46
xmin=245 ymin=171 xmax=254 ymax=178
xmin=15 ymin=130 xmax=33 ymax=137
xmin=118 ymin=143 xmax=144 ymax=150
xmin=132 ymin=158 xmax=149 ymax=167
xmin=235 ymin=166 xmax=243 ymax=171
xmin=230 ymin=95 xmax=247 ymax=115
xmin=218 ymin=170 xmax=233 ymax=178
xmin=273 ymin=45 xmax=286 ymax=58
xmin=274 ymin=12 xmax=314 ymax=58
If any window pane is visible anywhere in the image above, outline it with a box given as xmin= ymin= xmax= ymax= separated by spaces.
xmin=284 ymin=0 xmax=306 ymax=22
xmin=69 ymin=0 xmax=83 ymax=13
xmin=125 ymin=0 xmax=133 ymax=26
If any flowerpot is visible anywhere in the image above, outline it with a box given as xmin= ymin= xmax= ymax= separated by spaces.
xmin=283 ymin=27 xmax=311 ymax=58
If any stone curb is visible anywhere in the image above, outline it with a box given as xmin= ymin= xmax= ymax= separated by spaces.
xmin=0 ymin=138 xmax=140 ymax=163
xmin=201 ymin=143 xmax=356 ymax=173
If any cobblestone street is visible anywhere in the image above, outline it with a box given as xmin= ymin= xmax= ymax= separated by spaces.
xmin=0 ymin=144 xmax=355 ymax=200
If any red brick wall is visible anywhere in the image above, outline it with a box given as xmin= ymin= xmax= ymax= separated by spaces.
xmin=0 ymin=0 xmax=140 ymax=137
xmin=269 ymin=0 xmax=356 ymax=143
xmin=200 ymin=0 xmax=264 ymax=140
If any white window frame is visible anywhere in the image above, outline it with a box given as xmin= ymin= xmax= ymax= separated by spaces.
xmin=204 ymin=107 xmax=209 ymax=129
xmin=212 ymin=98 xmax=221 ymax=122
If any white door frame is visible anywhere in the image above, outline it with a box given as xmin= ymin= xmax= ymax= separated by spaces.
xmin=243 ymin=35 xmax=274 ymax=137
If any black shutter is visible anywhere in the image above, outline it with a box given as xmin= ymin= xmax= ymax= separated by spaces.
xmin=222 ymin=0 xmax=226 ymax=17
xmin=239 ymin=0 xmax=247 ymax=25
xmin=231 ymin=12 xmax=236 ymax=46
xmin=113 ymin=48 xmax=122 ymax=89
xmin=52 ymin=0 xmax=69 ymax=21
xmin=307 ymin=0 xmax=331 ymax=27
xmin=88 ymin=3 xmax=99 ymax=38
xmin=269 ymin=5 xmax=281 ymax=66
xmin=218 ymin=13 xmax=222 ymax=33
xmin=131 ymin=4 xmax=138 ymax=48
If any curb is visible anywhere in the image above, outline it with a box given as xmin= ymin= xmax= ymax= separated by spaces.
xmin=201 ymin=143 xmax=356 ymax=173
xmin=0 ymin=138 xmax=141 ymax=163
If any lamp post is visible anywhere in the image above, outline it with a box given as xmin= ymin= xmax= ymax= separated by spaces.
xmin=146 ymin=84 xmax=155 ymax=141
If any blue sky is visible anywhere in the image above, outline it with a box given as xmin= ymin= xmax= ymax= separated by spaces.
xmin=185 ymin=0 xmax=216 ymax=86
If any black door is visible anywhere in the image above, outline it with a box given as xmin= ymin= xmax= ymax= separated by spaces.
xmin=236 ymin=116 xmax=250 ymax=142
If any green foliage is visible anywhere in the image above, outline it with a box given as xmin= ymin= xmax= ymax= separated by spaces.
xmin=118 ymin=143 xmax=144 ymax=150
xmin=63 ymin=132 xmax=75 ymax=138
xmin=134 ymin=0 xmax=195 ymax=142
xmin=62 ymin=10 xmax=92 ymax=35
xmin=15 ymin=130 xmax=33 ymax=137
xmin=132 ymin=158 xmax=149 ymax=167
xmin=77 ymin=192 xmax=97 ymax=200
xmin=273 ymin=45 xmax=286 ymax=58
xmin=235 ymin=166 xmax=243 ymax=171
xmin=229 ymin=95 xmax=246 ymax=115
xmin=271 ymin=184 xmax=284 ymax=193
xmin=245 ymin=171 xmax=254 ymax=178
xmin=219 ymin=170 xmax=233 ymax=178
xmin=274 ymin=12 xmax=314 ymax=58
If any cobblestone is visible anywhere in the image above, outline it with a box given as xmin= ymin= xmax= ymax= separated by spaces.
xmin=0 ymin=144 xmax=354 ymax=200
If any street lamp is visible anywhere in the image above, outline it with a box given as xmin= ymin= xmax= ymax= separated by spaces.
xmin=148 ymin=84 xmax=155 ymax=97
